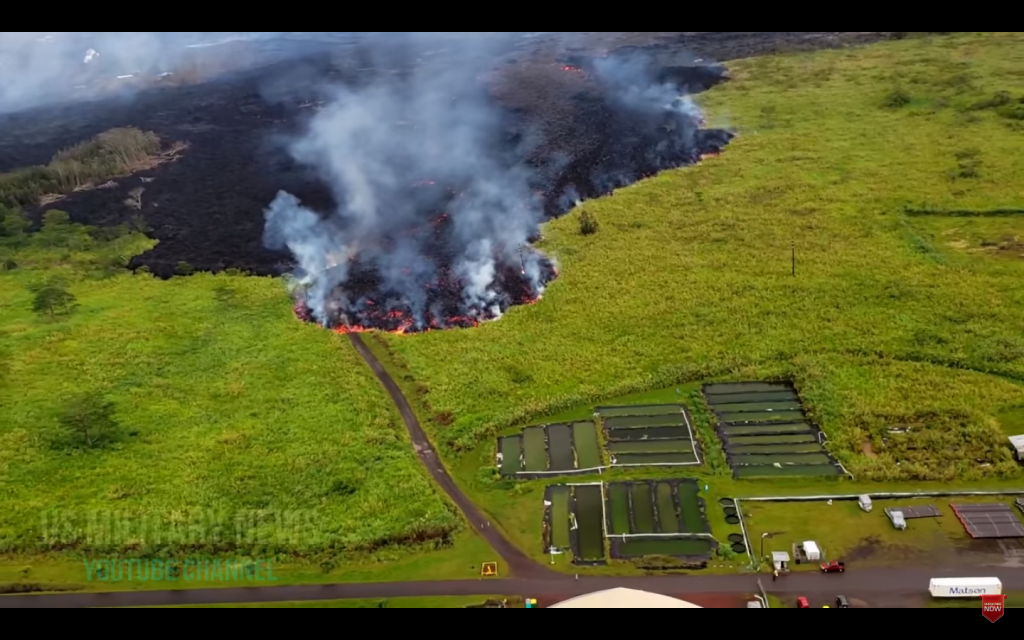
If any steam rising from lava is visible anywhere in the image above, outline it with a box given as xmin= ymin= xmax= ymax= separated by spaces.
xmin=264 ymin=51 xmax=555 ymax=333
xmin=264 ymin=35 xmax=731 ymax=334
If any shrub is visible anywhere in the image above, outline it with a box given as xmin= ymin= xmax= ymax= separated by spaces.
xmin=579 ymin=210 xmax=599 ymax=236
xmin=54 ymin=392 xmax=121 ymax=450
xmin=972 ymin=91 xmax=1014 ymax=110
xmin=29 ymin=279 xmax=78 ymax=318
xmin=883 ymin=88 xmax=912 ymax=109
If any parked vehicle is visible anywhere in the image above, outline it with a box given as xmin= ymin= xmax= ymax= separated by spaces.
xmin=821 ymin=561 xmax=846 ymax=573
xmin=836 ymin=595 xmax=850 ymax=608
xmin=928 ymin=578 xmax=1002 ymax=598
xmin=797 ymin=597 xmax=810 ymax=609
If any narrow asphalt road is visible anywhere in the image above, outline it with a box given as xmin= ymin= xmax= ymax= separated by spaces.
xmin=2 ymin=567 xmax=1023 ymax=608
xmin=347 ymin=334 xmax=552 ymax=578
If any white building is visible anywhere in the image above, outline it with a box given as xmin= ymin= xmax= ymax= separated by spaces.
xmin=1010 ymin=435 xmax=1024 ymax=462
xmin=549 ymin=588 xmax=703 ymax=609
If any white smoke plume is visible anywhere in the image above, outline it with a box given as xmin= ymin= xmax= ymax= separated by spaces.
xmin=0 ymin=32 xmax=295 ymax=114
xmin=263 ymin=34 xmax=552 ymax=330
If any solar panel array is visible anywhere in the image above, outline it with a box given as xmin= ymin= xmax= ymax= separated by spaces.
xmin=951 ymin=503 xmax=1024 ymax=539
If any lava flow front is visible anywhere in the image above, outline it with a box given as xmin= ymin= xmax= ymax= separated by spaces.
xmin=284 ymin=179 xmax=559 ymax=335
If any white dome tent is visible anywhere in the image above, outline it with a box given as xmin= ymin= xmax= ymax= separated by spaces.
xmin=549 ymin=588 xmax=703 ymax=609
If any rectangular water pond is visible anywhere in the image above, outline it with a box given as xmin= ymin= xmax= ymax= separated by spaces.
xmin=615 ymin=538 xmax=714 ymax=559
xmin=572 ymin=422 xmax=603 ymax=470
xmin=608 ymin=440 xmax=694 ymax=454
xmin=499 ymin=436 xmax=523 ymax=475
xmin=726 ymin=433 xmax=818 ymax=445
xmin=656 ymin=483 xmax=681 ymax=534
xmin=721 ymin=423 xmax=813 ymax=437
xmin=549 ymin=486 xmax=571 ymax=551
xmin=712 ymin=401 xmax=802 ymax=413
xmin=547 ymin=424 xmax=575 ymax=472
xmin=718 ymin=410 xmax=805 ymax=424
xmin=607 ymin=426 xmax=691 ymax=441
xmin=727 ymin=443 xmax=826 ymax=455
xmin=605 ymin=414 xmax=686 ymax=429
xmin=705 ymin=382 xmax=793 ymax=395
xmin=597 ymin=405 xmax=685 ymax=418
xmin=733 ymin=464 xmax=843 ymax=478
xmin=574 ymin=485 xmax=606 ymax=563
xmin=522 ymin=427 xmax=548 ymax=472
xmin=614 ymin=453 xmax=699 ymax=466
xmin=630 ymin=483 xmax=657 ymax=534
xmin=705 ymin=390 xmax=799 ymax=404
xmin=607 ymin=483 xmax=631 ymax=536
xmin=731 ymin=453 xmax=833 ymax=466
xmin=677 ymin=481 xmax=707 ymax=533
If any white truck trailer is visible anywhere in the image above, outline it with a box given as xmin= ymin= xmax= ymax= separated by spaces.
xmin=929 ymin=578 xmax=1002 ymax=598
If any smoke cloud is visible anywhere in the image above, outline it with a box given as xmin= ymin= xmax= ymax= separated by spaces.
xmin=264 ymin=34 xmax=553 ymax=331
xmin=0 ymin=32 xmax=294 ymax=114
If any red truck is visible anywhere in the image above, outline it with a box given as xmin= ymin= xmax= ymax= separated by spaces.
xmin=820 ymin=561 xmax=846 ymax=573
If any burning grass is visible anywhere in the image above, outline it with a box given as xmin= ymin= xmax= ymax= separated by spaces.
xmin=379 ymin=32 xmax=1024 ymax=482
xmin=0 ymin=224 xmax=458 ymax=558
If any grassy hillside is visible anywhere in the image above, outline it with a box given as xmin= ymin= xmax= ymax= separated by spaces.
xmin=0 ymin=219 xmax=459 ymax=558
xmin=381 ymin=32 xmax=1024 ymax=481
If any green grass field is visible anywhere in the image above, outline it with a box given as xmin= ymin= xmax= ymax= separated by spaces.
xmin=0 ymin=225 xmax=460 ymax=562
xmin=378 ymin=32 xmax=1024 ymax=483
xmin=743 ymin=496 xmax=1024 ymax=570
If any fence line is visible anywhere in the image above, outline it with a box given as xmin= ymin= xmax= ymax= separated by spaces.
xmin=739 ymin=490 xmax=1024 ymax=502
xmin=755 ymin=579 xmax=770 ymax=609
xmin=611 ymin=462 xmax=702 ymax=469
xmin=599 ymin=482 xmax=610 ymax=544
xmin=515 ymin=466 xmax=606 ymax=477
xmin=734 ymin=498 xmax=758 ymax=571
xmin=682 ymin=409 xmax=702 ymax=464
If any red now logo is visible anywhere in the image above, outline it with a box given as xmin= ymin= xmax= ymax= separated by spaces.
xmin=981 ymin=594 xmax=1006 ymax=623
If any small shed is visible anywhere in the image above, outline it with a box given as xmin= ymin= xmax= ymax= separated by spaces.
xmin=803 ymin=541 xmax=821 ymax=562
xmin=772 ymin=551 xmax=790 ymax=572
xmin=859 ymin=495 xmax=873 ymax=512
xmin=747 ymin=600 xmax=763 ymax=608
xmin=1010 ymin=435 xmax=1024 ymax=462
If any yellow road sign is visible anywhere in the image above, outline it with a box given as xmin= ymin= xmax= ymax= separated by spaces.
xmin=481 ymin=562 xmax=499 ymax=578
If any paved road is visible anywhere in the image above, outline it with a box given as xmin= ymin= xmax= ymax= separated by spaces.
xmin=2 ymin=567 xmax=1023 ymax=608
xmin=347 ymin=334 xmax=552 ymax=578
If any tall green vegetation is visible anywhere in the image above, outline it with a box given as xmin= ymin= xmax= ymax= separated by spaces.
xmin=0 ymin=127 xmax=162 ymax=208
xmin=0 ymin=217 xmax=458 ymax=558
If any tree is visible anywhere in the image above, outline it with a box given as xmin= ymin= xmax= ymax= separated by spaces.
xmin=175 ymin=261 xmax=195 ymax=276
xmin=36 ymin=210 xmax=74 ymax=247
xmin=0 ymin=207 xmax=31 ymax=238
xmin=29 ymin=280 xmax=78 ymax=318
xmin=579 ymin=210 xmax=599 ymax=236
xmin=57 ymin=392 xmax=120 ymax=449
xmin=123 ymin=187 xmax=144 ymax=211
